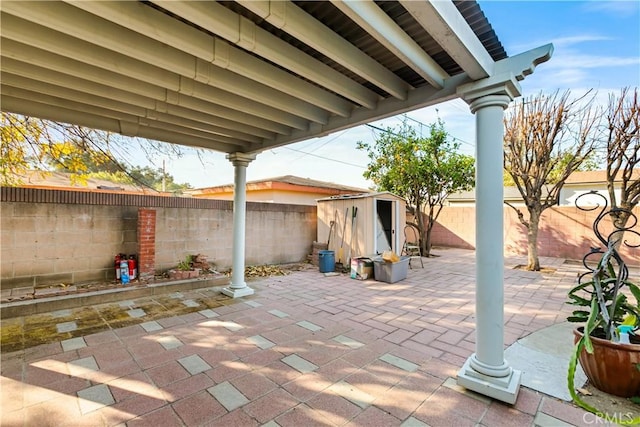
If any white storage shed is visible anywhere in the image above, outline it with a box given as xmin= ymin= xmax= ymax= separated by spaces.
xmin=317 ymin=192 xmax=406 ymax=264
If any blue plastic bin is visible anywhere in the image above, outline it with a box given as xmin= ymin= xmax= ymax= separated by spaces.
xmin=318 ymin=250 xmax=335 ymax=273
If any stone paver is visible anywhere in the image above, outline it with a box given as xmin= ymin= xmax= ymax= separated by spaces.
xmin=281 ymin=354 xmax=319 ymax=374
xmin=56 ymin=321 xmax=78 ymax=333
xmin=77 ymin=384 xmax=115 ymax=414
xmin=379 ymin=353 xmax=419 ymax=372
xmin=68 ymin=356 xmax=99 ymax=375
xmin=0 ymin=249 xmax=610 ymax=426
xmin=127 ymin=308 xmax=146 ymax=318
xmin=328 ymin=380 xmax=376 ymax=409
xmin=198 ymin=309 xmax=219 ymax=318
xmin=296 ymin=320 xmax=322 ymax=332
xmin=156 ymin=335 xmax=183 ymax=350
xmin=140 ymin=320 xmax=163 ymax=332
xmin=51 ymin=309 xmax=72 ymax=318
xmin=244 ymin=300 xmax=262 ymax=308
xmin=247 ymin=335 xmax=276 ymax=349
xmin=333 ymin=334 xmax=365 ymax=349
xmin=268 ymin=309 xmax=289 ymax=318
xmin=208 ymin=381 xmax=250 ymax=411
xmin=182 ymin=299 xmax=200 ymax=308
xmin=61 ymin=336 xmax=86 ymax=352
xmin=178 ymin=355 xmax=212 ymax=375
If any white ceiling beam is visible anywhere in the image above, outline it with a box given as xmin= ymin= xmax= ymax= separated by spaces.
xmin=64 ymin=0 xmax=358 ymax=117
xmin=157 ymin=0 xmax=405 ymax=103
xmin=2 ymin=73 xmax=266 ymax=145
xmin=0 ymin=5 xmax=330 ymax=126
xmin=2 ymin=74 xmax=145 ymax=117
xmin=331 ymin=0 xmax=448 ymax=89
xmin=0 ymin=38 xmax=290 ymax=136
xmin=0 ymin=17 xmax=309 ymax=131
xmin=400 ymin=0 xmax=495 ymax=80
xmin=0 ymin=95 xmax=250 ymax=153
xmin=1 ymin=85 xmax=255 ymax=149
xmin=236 ymin=0 xmax=409 ymax=100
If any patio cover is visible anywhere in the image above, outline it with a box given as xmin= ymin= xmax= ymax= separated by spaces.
xmin=0 ymin=0 xmax=553 ymax=404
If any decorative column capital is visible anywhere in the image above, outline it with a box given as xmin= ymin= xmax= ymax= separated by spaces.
xmin=226 ymin=152 xmax=257 ymax=167
xmin=457 ymin=43 xmax=554 ymax=114
xmin=457 ymin=74 xmax=521 ymax=113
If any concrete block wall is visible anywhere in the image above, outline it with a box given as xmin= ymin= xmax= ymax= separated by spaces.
xmin=1 ymin=200 xmax=138 ymax=288
xmin=431 ymin=205 xmax=640 ymax=265
xmin=1 ymin=187 xmax=317 ymax=289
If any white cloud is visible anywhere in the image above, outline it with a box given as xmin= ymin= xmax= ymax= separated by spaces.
xmin=507 ymin=34 xmax=613 ymax=54
xmin=581 ymin=0 xmax=640 ymax=15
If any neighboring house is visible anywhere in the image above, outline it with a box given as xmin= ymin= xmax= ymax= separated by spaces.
xmin=188 ymin=175 xmax=370 ymax=206
xmin=7 ymin=170 xmax=152 ymax=194
xmin=445 ymin=169 xmax=639 ymax=207
xmin=444 ymin=186 xmax=540 ymax=207
xmin=560 ymin=169 xmax=640 ymax=207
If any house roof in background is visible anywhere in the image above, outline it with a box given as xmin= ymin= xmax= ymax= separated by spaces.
xmin=565 ymin=169 xmax=640 ymax=184
xmin=8 ymin=170 xmax=151 ymax=194
xmin=190 ymin=175 xmax=369 ymax=195
xmin=447 ymin=169 xmax=640 ymax=202
xmin=446 ymin=185 xmax=539 ymax=202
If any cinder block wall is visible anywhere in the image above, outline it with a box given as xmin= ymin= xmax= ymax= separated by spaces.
xmin=431 ymin=205 xmax=640 ymax=265
xmin=1 ymin=187 xmax=317 ymax=289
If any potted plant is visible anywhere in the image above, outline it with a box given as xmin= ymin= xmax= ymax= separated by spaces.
xmin=567 ymin=191 xmax=640 ymax=421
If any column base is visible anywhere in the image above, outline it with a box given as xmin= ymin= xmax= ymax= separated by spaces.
xmin=457 ymin=356 xmax=521 ymax=404
xmin=221 ymin=286 xmax=255 ymax=298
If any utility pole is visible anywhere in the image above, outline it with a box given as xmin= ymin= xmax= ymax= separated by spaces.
xmin=162 ymin=159 xmax=166 ymax=192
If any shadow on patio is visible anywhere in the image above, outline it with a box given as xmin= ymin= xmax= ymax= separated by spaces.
xmin=1 ymin=248 xmax=597 ymax=426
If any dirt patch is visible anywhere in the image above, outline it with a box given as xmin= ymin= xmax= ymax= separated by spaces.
xmin=513 ymin=264 xmax=557 ymax=274
xmin=578 ymin=383 xmax=640 ymax=422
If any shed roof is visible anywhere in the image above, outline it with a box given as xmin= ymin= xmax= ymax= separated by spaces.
xmin=317 ymin=191 xmax=405 ymax=202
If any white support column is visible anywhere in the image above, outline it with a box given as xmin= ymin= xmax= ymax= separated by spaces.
xmin=456 ymin=76 xmax=522 ymax=404
xmin=222 ymin=152 xmax=256 ymax=298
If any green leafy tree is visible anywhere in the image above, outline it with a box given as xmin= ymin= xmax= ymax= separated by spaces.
xmin=126 ymin=166 xmax=191 ymax=192
xmin=358 ymin=119 xmax=475 ymax=256
xmin=503 ymin=90 xmax=600 ymax=271
xmin=1 ymin=112 xmax=193 ymax=191
xmin=1 ymin=114 xmax=43 ymax=185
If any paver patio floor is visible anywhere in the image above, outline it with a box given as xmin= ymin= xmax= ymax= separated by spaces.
xmin=1 ymin=248 xmax=610 ymax=426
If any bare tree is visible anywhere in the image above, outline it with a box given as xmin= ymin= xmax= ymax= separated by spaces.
xmin=503 ymin=90 xmax=600 ymax=271
xmin=605 ymin=87 xmax=640 ymax=245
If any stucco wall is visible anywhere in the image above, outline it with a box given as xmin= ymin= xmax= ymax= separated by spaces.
xmin=431 ymin=205 xmax=640 ymax=266
xmin=1 ymin=187 xmax=317 ymax=289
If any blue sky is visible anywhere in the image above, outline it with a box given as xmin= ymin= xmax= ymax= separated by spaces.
xmin=164 ymin=1 xmax=640 ymax=190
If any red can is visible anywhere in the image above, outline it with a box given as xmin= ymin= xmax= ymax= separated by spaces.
xmin=114 ymin=254 xmax=121 ymax=281
xmin=128 ymin=255 xmax=137 ymax=281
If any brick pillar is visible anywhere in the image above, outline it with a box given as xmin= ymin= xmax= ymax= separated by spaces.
xmin=137 ymin=208 xmax=156 ymax=280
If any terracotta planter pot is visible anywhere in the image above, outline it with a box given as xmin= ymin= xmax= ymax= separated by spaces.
xmin=573 ymin=327 xmax=640 ymax=397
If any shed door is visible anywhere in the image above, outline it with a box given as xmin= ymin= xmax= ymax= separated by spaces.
xmin=375 ymin=199 xmax=397 ymax=254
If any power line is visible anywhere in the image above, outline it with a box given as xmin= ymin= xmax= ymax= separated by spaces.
xmin=289 ymin=128 xmax=351 ymax=162
xmin=366 ymin=121 xmax=475 ymax=150
xmin=282 ymin=146 xmax=366 ymax=168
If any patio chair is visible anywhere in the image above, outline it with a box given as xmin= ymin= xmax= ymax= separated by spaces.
xmin=402 ymin=224 xmax=424 ymax=269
